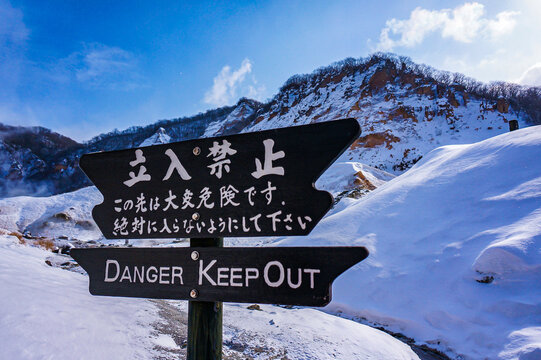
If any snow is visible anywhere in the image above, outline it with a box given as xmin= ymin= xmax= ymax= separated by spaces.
xmin=152 ymin=334 xmax=178 ymax=350
xmin=0 ymin=235 xmax=159 ymax=359
xmin=499 ymin=327 xmax=541 ymax=360
xmin=277 ymin=125 xmax=541 ymax=359
xmin=241 ymin=62 xmax=531 ymax=175
xmin=221 ymin=303 xmax=419 ymax=359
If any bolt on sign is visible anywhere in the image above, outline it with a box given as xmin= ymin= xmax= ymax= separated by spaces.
xmin=79 ymin=118 xmax=361 ymax=238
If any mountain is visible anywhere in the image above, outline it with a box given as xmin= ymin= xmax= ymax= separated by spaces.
xmin=0 ymin=124 xmax=84 ymax=197
xmin=2 ymin=53 xmax=540 ymax=198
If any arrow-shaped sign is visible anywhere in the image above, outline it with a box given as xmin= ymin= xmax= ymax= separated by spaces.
xmin=71 ymin=246 xmax=368 ymax=306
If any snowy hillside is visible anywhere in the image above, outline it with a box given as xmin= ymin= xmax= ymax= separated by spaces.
xmin=277 ymin=125 xmax=541 ymax=359
xmin=207 ymin=54 xmax=533 ymax=174
xmin=0 ymin=186 xmax=103 ymax=242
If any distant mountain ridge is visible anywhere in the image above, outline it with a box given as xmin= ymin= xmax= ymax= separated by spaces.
xmin=2 ymin=53 xmax=540 ymax=198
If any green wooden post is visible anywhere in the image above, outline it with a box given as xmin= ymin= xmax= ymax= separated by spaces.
xmin=187 ymin=237 xmax=223 ymax=360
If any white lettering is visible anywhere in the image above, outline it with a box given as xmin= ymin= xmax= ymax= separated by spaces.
xmin=217 ymin=267 xmax=229 ymax=286
xmin=245 ymin=268 xmax=259 ymax=287
xmin=124 ymin=149 xmax=151 ymax=187
xmin=252 ymin=139 xmax=285 ymax=178
xmin=287 ymin=268 xmax=302 ymax=289
xmin=304 ymin=269 xmax=320 ymax=289
xmin=163 ymin=149 xmax=192 ymax=181
xmin=159 ymin=267 xmax=170 ymax=284
xmin=267 ymin=211 xmax=282 ymax=232
xmin=104 ymin=260 xmax=120 ymax=282
xmin=264 ymin=261 xmax=285 ymax=287
xmin=120 ymin=266 xmax=132 ymax=282
xmin=171 ymin=266 xmax=184 ymax=285
xmin=133 ymin=266 xmax=144 ymax=283
xmin=199 ymin=260 xmax=217 ymax=285
xmin=230 ymin=268 xmax=242 ymax=287
xmin=146 ymin=266 xmax=158 ymax=283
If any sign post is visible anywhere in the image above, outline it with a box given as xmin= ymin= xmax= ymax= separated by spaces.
xmin=71 ymin=118 xmax=369 ymax=359
xmin=188 ymin=238 xmax=223 ymax=360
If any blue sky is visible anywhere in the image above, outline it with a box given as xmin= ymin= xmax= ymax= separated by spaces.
xmin=1 ymin=0 xmax=540 ymax=141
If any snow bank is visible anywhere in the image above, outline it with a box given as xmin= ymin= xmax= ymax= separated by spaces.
xmin=0 ymin=235 xmax=158 ymax=359
xmin=279 ymin=125 xmax=541 ymax=359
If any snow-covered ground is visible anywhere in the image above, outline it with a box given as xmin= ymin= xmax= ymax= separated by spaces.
xmin=1 ymin=125 xmax=540 ymax=359
xmin=0 ymin=235 xmax=160 ymax=359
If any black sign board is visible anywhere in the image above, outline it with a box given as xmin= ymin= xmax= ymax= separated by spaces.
xmin=71 ymin=246 xmax=368 ymax=306
xmin=79 ymin=119 xmax=360 ymax=239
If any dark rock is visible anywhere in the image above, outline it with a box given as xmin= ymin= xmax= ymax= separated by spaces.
xmin=53 ymin=212 xmax=71 ymax=221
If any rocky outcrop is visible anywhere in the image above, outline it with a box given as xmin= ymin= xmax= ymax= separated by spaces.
xmin=496 ymin=98 xmax=509 ymax=113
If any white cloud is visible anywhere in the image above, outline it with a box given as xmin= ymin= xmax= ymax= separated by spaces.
xmin=76 ymin=45 xmax=135 ymax=83
xmin=0 ymin=0 xmax=29 ymax=99
xmin=441 ymin=3 xmax=484 ymax=42
xmin=52 ymin=43 xmax=144 ymax=90
xmin=0 ymin=0 xmax=28 ymax=48
xmin=204 ymin=59 xmax=265 ymax=107
xmin=485 ymin=11 xmax=521 ymax=40
xmin=377 ymin=2 xmax=519 ymax=50
xmin=518 ymin=63 xmax=541 ymax=86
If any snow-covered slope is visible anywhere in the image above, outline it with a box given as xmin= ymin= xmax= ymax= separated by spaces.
xmin=203 ymin=98 xmax=260 ymax=137
xmin=0 ymin=235 xmax=160 ymax=359
xmin=279 ymin=125 xmax=541 ymax=359
xmin=139 ymin=127 xmax=172 ymax=147
xmin=317 ymin=161 xmax=395 ymax=196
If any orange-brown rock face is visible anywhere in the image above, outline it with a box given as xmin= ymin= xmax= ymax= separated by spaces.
xmin=353 ymin=170 xmax=376 ymax=190
xmin=350 ymin=131 xmax=401 ymax=150
xmin=497 ymin=98 xmax=509 ymax=113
